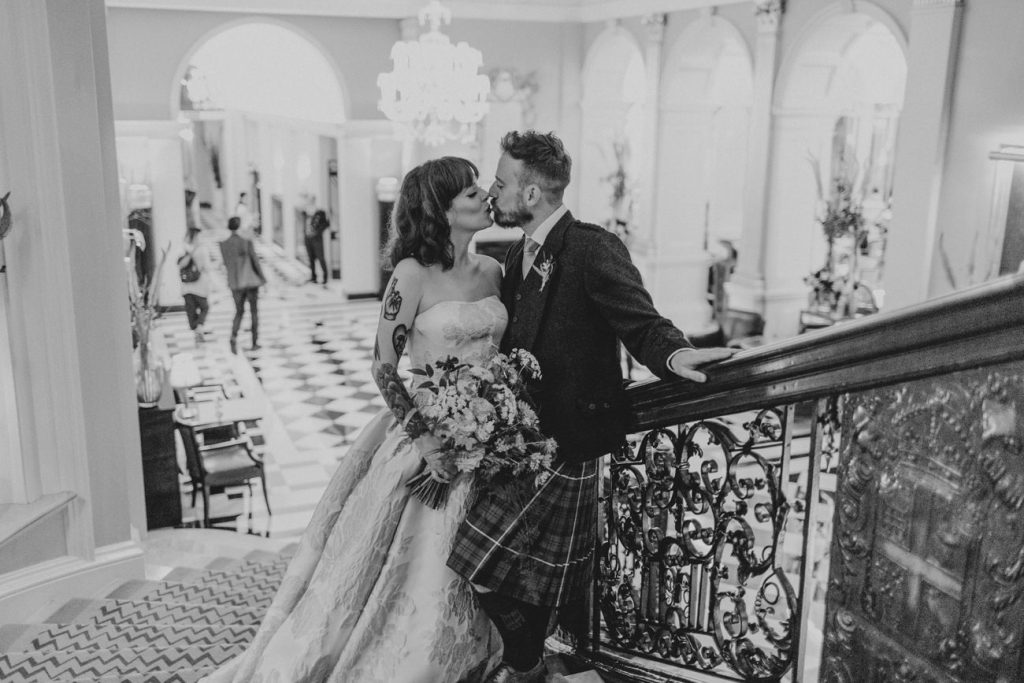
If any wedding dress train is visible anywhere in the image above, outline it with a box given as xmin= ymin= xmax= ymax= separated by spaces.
xmin=201 ymin=296 xmax=507 ymax=683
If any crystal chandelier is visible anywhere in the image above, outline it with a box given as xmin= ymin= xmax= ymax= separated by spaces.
xmin=378 ymin=1 xmax=490 ymax=146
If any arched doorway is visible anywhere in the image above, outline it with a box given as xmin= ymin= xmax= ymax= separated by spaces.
xmin=579 ymin=26 xmax=646 ymax=238
xmin=174 ymin=21 xmax=348 ymax=271
xmin=652 ymin=16 xmax=753 ymax=331
xmin=764 ymin=2 xmax=907 ymax=338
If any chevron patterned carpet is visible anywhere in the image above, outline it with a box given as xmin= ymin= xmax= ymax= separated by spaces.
xmin=0 ymin=534 xmax=296 ymax=683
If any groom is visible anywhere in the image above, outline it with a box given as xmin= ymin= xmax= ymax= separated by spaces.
xmin=448 ymin=130 xmax=734 ymax=682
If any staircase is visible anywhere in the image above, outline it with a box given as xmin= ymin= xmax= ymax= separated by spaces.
xmin=0 ymin=530 xmax=295 ymax=683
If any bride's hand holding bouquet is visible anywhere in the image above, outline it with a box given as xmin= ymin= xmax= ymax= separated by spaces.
xmin=406 ymin=348 xmax=556 ymax=509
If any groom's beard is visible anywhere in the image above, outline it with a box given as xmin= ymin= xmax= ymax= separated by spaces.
xmin=492 ymin=201 xmax=532 ymax=229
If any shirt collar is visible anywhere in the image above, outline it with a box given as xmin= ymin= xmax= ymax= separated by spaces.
xmin=527 ymin=204 xmax=568 ymax=248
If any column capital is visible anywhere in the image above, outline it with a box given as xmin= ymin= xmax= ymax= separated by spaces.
xmin=754 ymin=0 xmax=784 ymax=31
xmin=641 ymin=13 xmax=667 ymax=44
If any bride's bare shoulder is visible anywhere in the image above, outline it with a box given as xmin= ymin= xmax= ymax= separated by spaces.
xmin=472 ymin=253 xmax=503 ymax=279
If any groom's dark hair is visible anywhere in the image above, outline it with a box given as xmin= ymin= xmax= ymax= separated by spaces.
xmin=500 ymin=130 xmax=571 ymax=202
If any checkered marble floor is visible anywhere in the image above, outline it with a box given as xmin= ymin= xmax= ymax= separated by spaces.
xmin=157 ymin=220 xmax=392 ymax=542
xmin=157 ymin=214 xmax=652 ymax=543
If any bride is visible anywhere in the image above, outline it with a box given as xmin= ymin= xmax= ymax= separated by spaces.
xmin=202 ymin=157 xmax=504 ymax=683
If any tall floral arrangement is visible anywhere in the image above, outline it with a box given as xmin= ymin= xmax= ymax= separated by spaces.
xmin=806 ymin=153 xmax=868 ymax=315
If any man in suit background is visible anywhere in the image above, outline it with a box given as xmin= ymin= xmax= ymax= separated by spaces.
xmin=219 ymin=216 xmax=266 ymax=355
xmin=448 ymin=130 xmax=734 ymax=682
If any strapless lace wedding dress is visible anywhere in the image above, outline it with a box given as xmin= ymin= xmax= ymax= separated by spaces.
xmin=202 ymin=296 xmax=507 ymax=683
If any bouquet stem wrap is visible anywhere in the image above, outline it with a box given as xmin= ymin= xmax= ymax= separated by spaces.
xmin=406 ymin=465 xmax=450 ymax=510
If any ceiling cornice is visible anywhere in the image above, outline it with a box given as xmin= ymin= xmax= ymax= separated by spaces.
xmin=105 ymin=0 xmax=750 ymax=23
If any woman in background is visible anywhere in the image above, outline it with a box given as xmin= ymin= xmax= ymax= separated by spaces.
xmin=177 ymin=226 xmax=211 ymax=344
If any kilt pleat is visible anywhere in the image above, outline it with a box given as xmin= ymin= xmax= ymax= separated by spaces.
xmin=447 ymin=460 xmax=598 ymax=607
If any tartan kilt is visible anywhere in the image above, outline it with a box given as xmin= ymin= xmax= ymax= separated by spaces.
xmin=447 ymin=459 xmax=598 ymax=607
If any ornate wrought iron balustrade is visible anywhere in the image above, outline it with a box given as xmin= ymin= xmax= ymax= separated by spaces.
xmin=562 ymin=275 xmax=1024 ymax=683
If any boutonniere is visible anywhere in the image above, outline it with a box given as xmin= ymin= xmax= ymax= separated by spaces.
xmin=532 ymin=254 xmax=555 ymax=291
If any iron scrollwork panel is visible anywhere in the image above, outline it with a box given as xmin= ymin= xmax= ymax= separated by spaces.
xmin=823 ymin=361 xmax=1024 ymax=683
xmin=599 ymin=408 xmax=802 ymax=681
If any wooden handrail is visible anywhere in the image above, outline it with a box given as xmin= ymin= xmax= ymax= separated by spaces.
xmin=627 ymin=273 xmax=1024 ymax=430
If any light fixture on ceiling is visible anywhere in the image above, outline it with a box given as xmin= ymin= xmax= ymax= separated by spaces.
xmin=377 ymin=1 xmax=490 ymax=146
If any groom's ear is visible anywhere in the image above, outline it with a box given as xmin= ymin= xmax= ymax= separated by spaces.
xmin=523 ymin=183 xmax=542 ymax=207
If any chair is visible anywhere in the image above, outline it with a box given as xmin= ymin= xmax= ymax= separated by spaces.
xmin=175 ymin=418 xmax=271 ymax=530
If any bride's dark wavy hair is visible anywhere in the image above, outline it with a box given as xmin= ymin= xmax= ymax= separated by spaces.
xmin=384 ymin=156 xmax=479 ymax=271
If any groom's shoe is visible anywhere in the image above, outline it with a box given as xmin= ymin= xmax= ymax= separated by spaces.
xmin=483 ymin=660 xmax=547 ymax=683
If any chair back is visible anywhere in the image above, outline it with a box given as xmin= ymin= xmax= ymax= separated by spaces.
xmin=175 ymin=421 xmax=207 ymax=484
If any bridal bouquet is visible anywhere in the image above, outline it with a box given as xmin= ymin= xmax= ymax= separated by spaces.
xmin=406 ymin=348 xmax=557 ymax=509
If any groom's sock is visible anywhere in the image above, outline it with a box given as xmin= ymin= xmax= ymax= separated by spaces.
xmin=476 ymin=591 xmax=546 ymax=672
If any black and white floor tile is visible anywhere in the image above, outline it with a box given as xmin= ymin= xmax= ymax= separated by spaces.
xmin=157 ymin=219 xmax=390 ymax=542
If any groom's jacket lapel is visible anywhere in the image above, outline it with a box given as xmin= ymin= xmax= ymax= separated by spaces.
xmin=503 ymin=211 xmax=573 ymax=354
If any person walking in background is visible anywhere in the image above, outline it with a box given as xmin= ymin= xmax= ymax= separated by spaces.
xmin=219 ymin=216 xmax=266 ymax=354
xmin=177 ymin=226 xmax=212 ymax=345
xmin=234 ymin=191 xmax=253 ymax=232
xmin=304 ymin=208 xmax=330 ymax=285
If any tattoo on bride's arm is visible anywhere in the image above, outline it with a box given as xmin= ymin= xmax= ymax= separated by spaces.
xmin=373 ymin=335 xmax=381 ymax=361
xmin=373 ymin=362 xmax=428 ymax=438
xmin=383 ymin=279 xmax=403 ymax=321
xmin=392 ymin=324 xmax=408 ymax=357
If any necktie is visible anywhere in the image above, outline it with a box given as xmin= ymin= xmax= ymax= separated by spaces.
xmin=522 ymin=237 xmax=540 ymax=279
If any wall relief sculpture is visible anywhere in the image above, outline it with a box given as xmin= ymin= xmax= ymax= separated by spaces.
xmin=822 ymin=361 xmax=1024 ymax=682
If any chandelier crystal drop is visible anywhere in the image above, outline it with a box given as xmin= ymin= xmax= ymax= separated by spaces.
xmin=377 ymin=1 xmax=491 ymax=146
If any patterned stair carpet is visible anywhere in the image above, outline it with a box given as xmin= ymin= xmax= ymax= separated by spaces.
xmin=0 ymin=535 xmax=296 ymax=683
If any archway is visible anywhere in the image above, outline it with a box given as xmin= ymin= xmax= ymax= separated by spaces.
xmin=579 ymin=26 xmax=646 ymax=238
xmin=651 ymin=16 xmax=753 ymax=331
xmin=764 ymin=2 xmax=907 ymax=337
xmin=173 ymin=21 xmax=348 ymax=270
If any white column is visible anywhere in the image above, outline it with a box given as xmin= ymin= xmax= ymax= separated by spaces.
xmin=337 ymin=121 xmax=403 ymax=298
xmin=222 ymin=109 xmax=247 ymax=218
xmin=635 ymin=13 xmax=666 ymax=257
xmin=761 ymin=112 xmax=837 ymax=339
xmin=650 ymin=107 xmax=717 ymax=333
xmin=257 ymin=119 xmax=273 ymax=243
xmin=559 ymin=23 xmax=584 ymax=214
xmin=115 ymin=121 xmax=190 ymax=309
xmin=884 ymin=0 xmax=964 ymax=309
xmin=0 ymin=0 xmax=146 ymax=549
xmin=725 ymin=0 xmax=784 ymax=316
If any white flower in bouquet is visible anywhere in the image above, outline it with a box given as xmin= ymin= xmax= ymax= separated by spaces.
xmin=404 ymin=349 xmax=556 ymax=509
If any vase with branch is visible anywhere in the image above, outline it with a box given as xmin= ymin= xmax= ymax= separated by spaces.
xmin=807 ymin=153 xmax=871 ymax=318
xmin=601 ymin=136 xmax=634 ymax=246
xmin=125 ymin=229 xmax=170 ymax=407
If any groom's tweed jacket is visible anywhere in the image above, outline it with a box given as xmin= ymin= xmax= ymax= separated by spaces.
xmin=501 ymin=211 xmax=691 ymax=463
xmin=449 ymin=211 xmax=691 ymax=607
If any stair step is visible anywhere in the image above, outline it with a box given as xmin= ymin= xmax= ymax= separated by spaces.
xmin=557 ymin=672 xmax=606 ymax=682
xmin=105 ymin=578 xmax=276 ymax=610
xmin=69 ymin=670 xmax=213 ymax=683
xmin=0 ymin=645 xmax=230 ymax=682
xmin=160 ymin=555 xmax=289 ymax=589
xmin=44 ymin=597 xmax=263 ymax=630
xmin=0 ymin=620 xmax=255 ymax=655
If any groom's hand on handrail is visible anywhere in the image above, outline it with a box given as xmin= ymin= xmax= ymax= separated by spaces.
xmin=667 ymin=347 xmax=736 ymax=383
